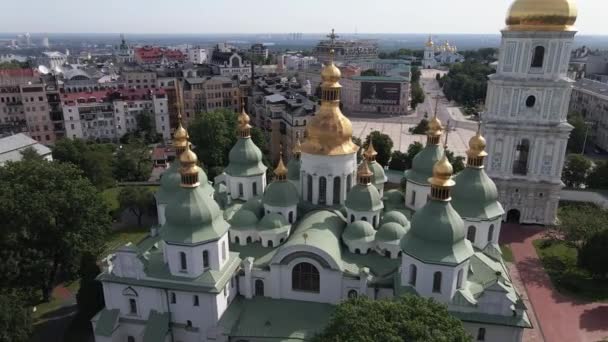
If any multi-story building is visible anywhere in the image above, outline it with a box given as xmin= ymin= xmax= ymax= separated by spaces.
xmin=114 ymin=35 xmax=134 ymax=64
xmin=570 ymin=78 xmax=608 ymax=151
xmin=187 ymin=47 xmax=207 ymax=65
xmin=314 ymin=36 xmax=378 ymax=63
xmin=182 ymin=76 xmax=241 ymax=123
xmin=134 ymin=46 xmax=186 ymax=66
xmin=123 ymin=70 xmax=157 ymax=90
xmin=250 ymin=43 xmax=269 ymax=61
xmin=279 ymin=54 xmax=318 ymax=71
xmin=39 ymin=51 xmax=68 ymax=70
xmin=210 ymin=49 xmax=252 ymax=80
xmin=62 ymin=88 xmax=170 ymax=141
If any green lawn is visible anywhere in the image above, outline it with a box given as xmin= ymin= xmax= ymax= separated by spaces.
xmin=101 ymin=185 xmax=159 ymax=214
xmin=533 ymin=239 xmax=608 ymax=302
xmin=500 ymin=244 xmax=514 ymax=263
xmin=33 ymin=280 xmax=80 ymax=323
xmin=103 ymin=226 xmax=149 ymax=255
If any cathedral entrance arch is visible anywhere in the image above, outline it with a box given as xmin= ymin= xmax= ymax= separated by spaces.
xmin=506 ymin=209 xmax=521 ymax=224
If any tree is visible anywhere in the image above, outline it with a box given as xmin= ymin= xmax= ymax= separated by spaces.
xmin=441 ymin=61 xmax=492 ymax=107
xmin=118 ymin=187 xmax=155 ymax=227
xmin=578 ymin=229 xmax=608 ymax=279
xmin=388 ymin=151 xmax=408 ymax=171
xmin=0 ymin=290 xmax=32 ymax=342
xmin=0 ymin=160 xmax=110 ymax=301
xmin=446 ymin=149 xmax=466 ymax=174
xmin=313 ymin=295 xmax=470 ymax=342
xmin=553 ymin=204 xmax=608 ymax=252
xmin=435 ymin=73 xmax=441 ymax=82
xmin=364 ymin=131 xmax=394 ymax=166
xmin=52 ymin=138 xmax=115 ymax=189
xmin=411 ymin=66 xmax=421 ymax=83
xmin=75 ymin=253 xmax=104 ymax=321
xmin=409 ymin=119 xmax=429 ymax=135
xmin=19 ymin=147 xmax=44 ymax=162
xmin=352 ymin=136 xmax=363 ymax=163
xmin=113 ymin=139 xmax=152 ymax=182
xmin=361 ymin=69 xmax=379 ymax=76
xmin=188 ymin=109 xmax=235 ymax=169
xmin=566 ymin=112 xmax=587 ymax=154
xmin=562 ymin=154 xmax=592 ymax=188
xmin=410 ymin=82 xmax=425 ymax=110
xmin=587 ymin=160 xmax=608 ymax=189
xmin=135 ymin=110 xmax=161 ymax=144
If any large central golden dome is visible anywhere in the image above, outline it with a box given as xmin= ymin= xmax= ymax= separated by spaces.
xmin=301 ymin=51 xmax=358 ymax=156
xmin=506 ymin=0 xmax=578 ymax=31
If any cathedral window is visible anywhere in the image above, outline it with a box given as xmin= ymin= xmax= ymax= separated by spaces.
xmin=307 ymin=175 xmax=313 ymax=202
xmin=292 ymin=262 xmax=320 ymax=292
xmin=179 ymin=252 xmax=187 ymax=271
xmin=170 ymin=292 xmax=176 ymax=304
xmin=372 ymin=215 xmax=377 ymax=227
xmin=128 ymin=299 xmax=137 ymax=315
xmin=432 ymin=272 xmax=442 ymax=293
xmin=193 ymin=295 xmax=199 ymax=306
xmin=252 ymin=182 xmax=257 ymax=196
xmin=318 ymin=177 xmax=327 ymax=204
xmin=408 ymin=264 xmax=417 ymax=286
xmin=467 ymin=226 xmax=476 ymax=243
xmin=255 ymin=279 xmax=264 ymax=296
xmin=411 ymin=191 xmax=416 ymax=205
xmin=513 ymin=139 xmax=530 ymax=175
xmin=333 ymin=176 xmax=341 ymax=205
xmin=488 ymin=225 xmax=495 ymax=242
xmin=186 ymin=320 xmax=193 ymax=329
xmin=477 ymin=327 xmax=486 ymax=341
xmin=347 ymin=289 xmax=358 ymax=298
xmin=531 ymin=46 xmax=545 ymax=68
xmin=238 ymin=183 xmax=244 ymax=197
xmin=457 ymin=269 xmax=464 ymax=289
xmin=128 ymin=336 xmax=135 ymax=342
xmin=289 ymin=211 xmax=293 ymax=223
xmin=202 ymin=250 xmax=209 ymax=268
xmin=525 ymin=95 xmax=536 ymax=108
xmin=346 ymin=174 xmax=352 ymax=190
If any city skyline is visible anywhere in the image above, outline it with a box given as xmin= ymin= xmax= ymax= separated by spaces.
xmin=1 ymin=0 xmax=605 ymax=35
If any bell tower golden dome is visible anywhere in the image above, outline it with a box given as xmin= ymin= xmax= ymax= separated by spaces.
xmin=301 ymin=29 xmax=359 ymax=156
xmin=505 ymin=0 xmax=578 ymax=31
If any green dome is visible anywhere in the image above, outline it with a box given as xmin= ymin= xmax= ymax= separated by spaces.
xmin=242 ymin=197 xmax=264 ymax=218
xmin=230 ymin=209 xmax=259 ymax=229
xmin=452 ymin=168 xmax=505 ymax=220
xmin=263 ymin=181 xmax=299 ymax=207
xmin=376 ymin=222 xmax=407 ymax=241
xmin=225 ymin=137 xmax=267 ymax=177
xmin=401 ymin=200 xmax=474 ymax=265
xmin=345 ymin=184 xmax=383 ymax=212
xmin=367 ymin=161 xmax=386 ymax=186
xmin=343 ymin=220 xmax=376 ymax=241
xmin=381 ymin=211 xmax=410 ymax=228
xmin=161 ymin=186 xmax=229 ymax=244
xmin=287 ymin=158 xmax=301 ymax=181
xmin=258 ymin=213 xmax=289 ymax=231
xmin=404 ymin=144 xmax=444 ymax=185
xmin=156 ymin=160 xmax=213 ymax=203
xmin=382 ymin=189 xmax=404 ymax=211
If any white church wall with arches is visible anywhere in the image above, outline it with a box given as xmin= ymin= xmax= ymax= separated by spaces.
xmin=463 ymin=218 xmax=502 ymax=250
xmin=300 ymin=153 xmax=357 ymax=205
xmin=404 ymin=181 xmax=431 ymax=211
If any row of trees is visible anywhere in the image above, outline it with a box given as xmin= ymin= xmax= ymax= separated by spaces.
xmin=438 ymin=61 xmax=493 ymax=107
xmin=378 ymin=49 xmax=424 ymax=60
xmin=562 ymin=154 xmax=608 ymax=189
xmin=410 ymin=66 xmax=425 ymax=110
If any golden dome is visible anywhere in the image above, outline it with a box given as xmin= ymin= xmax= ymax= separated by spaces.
xmin=179 ymin=142 xmax=201 ymax=187
xmin=468 ymin=131 xmax=488 ymax=157
xmin=237 ymin=107 xmax=252 ymax=138
xmin=180 ymin=143 xmax=198 ymax=165
xmin=427 ymin=114 xmax=444 ymax=137
xmin=292 ymin=137 xmax=302 ymax=155
xmin=425 ymin=35 xmax=434 ymax=48
xmin=357 ymin=160 xmax=373 ymax=184
xmin=429 ymin=154 xmax=455 ymax=187
xmin=506 ymin=0 xmax=578 ymax=31
xmin=321 ymin=59 xmax=341 ymax=84
xmin=363 ymin=142 xmax=378 ymax=161
xmin=274 ymin=155 xmax=288 ymax=179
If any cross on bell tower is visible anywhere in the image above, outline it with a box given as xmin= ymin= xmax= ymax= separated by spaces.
xmin=327 ymin=29 xmax=339 ymax=61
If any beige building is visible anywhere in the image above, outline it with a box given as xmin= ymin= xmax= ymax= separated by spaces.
xmin=123 ymin=70 xmax=157 ymax=89
xmin=182 ymin=76 xmax=241 ymax=125
xmin=570 ymin=78 xmax=608 ymax=151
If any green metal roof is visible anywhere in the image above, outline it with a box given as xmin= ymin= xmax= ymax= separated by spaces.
xmin=225 ymin=137 xmax=267 ymax=177
xmin=242 ymin=196 xmax=264 ymax=218
xmin=381 ymin=211 xmax=410 ymax=228
xmin=452 ymin=167 xmax=504 ymax=220
xmin=230 ymin=209 xmax=259 ymax=230
xmin=287 ymin=158 xmax=301 ymax=181
xmin=401 ymin=200 xmax=474 ymax=265
xmin=258 ymin=212 xmax=289 ymax=231
xmin=376 ymin=222 xmax=407 ymax=242
xmin=161 ymin=186 xmax=229 ymax=245
xmin=263 ymin=180 xmax=299 ymax=207
xmin=155 ymin=160 xmax=213 ymax=203
xmin=142 ymin=310 xmax=170 ymax=342
xmin=367 ymin=161 xmax=386 ymax=186
xmin=94 ymin=308 xmax=119 ymax=337
xmin=218 ymin=296 xmax=335 ymax=340
xmin=345 ymin=183 xmax=384 ymax=212
xmin=342 ymin=220 xmax=375 ymax=241
xmin=230 ymin=242 xmax=278 ymax=268
xmin=382 ymin=189 xmax=405 ymax=211
xmin=404 ymin=144 xmax=444 ymax=185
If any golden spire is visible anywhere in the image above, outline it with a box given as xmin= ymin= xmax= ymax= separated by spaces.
xmin=274 ymin=151 xmax=288 ymax=181
xmin=237 ymin=102 xmax=251 ymax=138
xmin=466 ymin=121 xmax=488 ymax=168
xmin=428 ymin=128 xmax=455 ymax=200
xmin=357 ymin=159 xmax=373 ymax=185
xmin=173 ymin=80 xmax=189 ymax=154
xmin=427 ymin=106 xmax=444 ymax=145
xmin=425 ymin=34 xmax=434 ymax=47
xmin=301 ymin=29 xmax=358 ymax=156
xmin=292 ymin=135 xmax=302 ymax=158
xmin=179 ymin=141 xmax=201 ymax=188
xmin=506 ymin=0 xmax=578 ymax=32
xmin=363 ymin=141 xmax=378 ymax=162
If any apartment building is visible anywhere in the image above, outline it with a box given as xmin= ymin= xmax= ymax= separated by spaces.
xmin=570 ymin=78 xmax=608 ymax=151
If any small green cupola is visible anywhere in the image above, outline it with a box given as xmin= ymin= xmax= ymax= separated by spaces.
xmin=362 ymin=142 xmax=387 ymax=195
xmin=161 ymin=141 xmax=229 ymax=245
xmin=401 ymin=148 xmax=474 ymax=265
xmin=225 ymin=107 xmax=267 ymax=178
xmin=404 ymin=113 xmax=444 ymax=185
xmin=287 ymin=137 xmax=302 ymax=182
xmin=263 ymin=154 xmax=299 ymax=208
xmin=345 ymin=162 xmax=384 ymax=227
xmin=452 ymin=125 xmax=504 ymax=220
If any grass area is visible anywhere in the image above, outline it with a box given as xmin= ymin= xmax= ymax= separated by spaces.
xmin=104 ymin=226 xmax=149 ymax=255
xmin=100 ymin=185 xmax=159 ymax=214
xmin=533 ymin=239 xmax=608 ymax=302
xmin=32 ymin=280 xmax=80 ymax=323
xmin=500 ymin=244 xmax=514 ymax=263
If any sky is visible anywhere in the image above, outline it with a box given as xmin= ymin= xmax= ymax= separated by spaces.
xmin=0 ymin=0 xmax=605 ymax=35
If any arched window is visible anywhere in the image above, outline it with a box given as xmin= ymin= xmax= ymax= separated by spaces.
xmin=409 ymin=264 xmax=417 ymax=286
xmin=170 ymin=292 xmax=176 ymax=304
xmin=128 ymin=299 xmax=137 ymax=314
xmin=488 ymin=224 xmax=495 ymax=242
xmin=193 ymin=295 xmax=199 ymax=306
xmin=361 ymin=216 xmax=367 ymax=222
xmin=268 ymin=240 xmax=274 ymax=248
xmin=346 ymin=174 xmax=352 ymax=190
xmin=347 ymin=289 xmax=358 ymax=298
xmin=467 ymin=226 xmax=476 ymax=243
xmin=235 ymin=236 xmax=240 ymax=244
xmin=255 ymin=279 xmax=264 ymax=296
xmin=513 ymin=139 xmax=530 ymax=175
xmin=128 ymin=336 xmax=135 ymax=342
xmin=318 ymin=176 xmax=327 ymax=204
xmin=350 ymin=214 xmax=355 ymax=223
xmin=292 ymin=262 xmax=320 ymax=292
xmin=385 ymin=250 xmax=391 ymax=258
xmin=457 ymin=269 xmax=464 ymax=289
xmin=372 ymin=215 xmax=377 ymax=227
xmin=288 ymin=211 xmax=293 ymax=223
xmin=186 ymin=320 xmax=192 ymax=328
xmin=411 ymin=191 xmax=416 ymax=205
xmin=477 ymin=327 xmax=486 ymax=341
xmin=246 ymin=236 xmax=252 ymax=243
xmin=179 ymin=252 xmax=187 ymax=271
xmin=531 ymin=46 xmax=545 ymax=68
xmin=238 ymin=183 xmax=244 ymax=197
xmin=252 ymin=182 xmax=257 ymax=196
xmin=202 ymin=250 xmax=209 ymax=268
xmin=433 ymin=272 xmax=442 ymax=293
xmin=307 ymin=174 xmax=313 ymax=202
xmin=333 ymin=176 xmax=341 ymax=205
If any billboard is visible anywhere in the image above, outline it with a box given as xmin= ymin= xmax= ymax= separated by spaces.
xmin=360 ymin=82 xmax=401 ymax=106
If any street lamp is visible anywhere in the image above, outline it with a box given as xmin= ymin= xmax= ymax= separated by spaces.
xmin=581 ymin=121 xmax=594 ymax=155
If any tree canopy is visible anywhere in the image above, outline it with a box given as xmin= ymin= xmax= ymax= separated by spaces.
xmin=587 ymin=160 xmax=608 ymax=189
xmin=118 ymin=187 xmax=156 ymax=227
xmin=389 ymin=142 xmax=424 ymax=171
xmin=0 ymin=290 xmax=32 ymax=342
xmin=52 ymin=138 xmax=116 ymax=189
xmin=313 ymin=295 xmax=471 ymax=342
xmin=0 ymin=160 xmax=110 ymax=301
xmin=566 ymin=112 xmax=588 ymax=154
xmin=113 ymin=138 xmax=152 ymax=182
xmin=562 ymin=154 xmax=592 ymax=188
xmin=364 ymin=131 xmax=394 ymax=166
xmin=553 ymin=204 xmax=608 ymax=252
xmin=439 ymin=61 xmax=493 ymax=107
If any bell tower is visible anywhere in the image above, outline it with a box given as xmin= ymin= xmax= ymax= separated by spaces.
xmin=482 ymin=0 xmax=578 ymax=224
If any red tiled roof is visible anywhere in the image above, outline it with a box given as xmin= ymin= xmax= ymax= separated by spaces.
xmin=0 ymin=69 xmax=38 ymax=78
xmin=134 ymin=46 xmax=186 ymax=63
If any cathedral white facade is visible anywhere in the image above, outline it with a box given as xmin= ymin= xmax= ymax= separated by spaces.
xmin=422 ymin=35 xmax=465 ymax=69
xmin=84 ymin=0 xmax=590 ymax=338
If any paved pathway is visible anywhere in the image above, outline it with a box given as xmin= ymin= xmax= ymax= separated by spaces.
xmin=500 ymin=224 xmax=608 ymax=342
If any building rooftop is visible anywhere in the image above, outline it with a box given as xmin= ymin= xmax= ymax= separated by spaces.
xmin=575 ymin=78 xmax=608 ymax=96
xmin=0 ymin=133 xmax=52 ymax=165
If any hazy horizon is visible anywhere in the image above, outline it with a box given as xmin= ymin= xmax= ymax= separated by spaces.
xmin=0 ymin=0 xmax=604 ymax=35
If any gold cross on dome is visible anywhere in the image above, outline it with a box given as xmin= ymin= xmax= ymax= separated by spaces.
xmin=327 ymin=29 xmax=339 ymax=45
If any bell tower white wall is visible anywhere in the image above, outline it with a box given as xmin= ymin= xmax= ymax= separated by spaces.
xmin=483 ymin=29 xmax=575 ymax=225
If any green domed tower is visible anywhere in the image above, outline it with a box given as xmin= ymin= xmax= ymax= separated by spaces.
xmin=263 ymin=154 xmax=299 ymax=223
xmin=345 ymin=161 xmax=384 ymax=228
xmin=287 ymin=137 xmax=302 ymax=194
xmin=362 ymin=142 xmax=387 ymax=197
